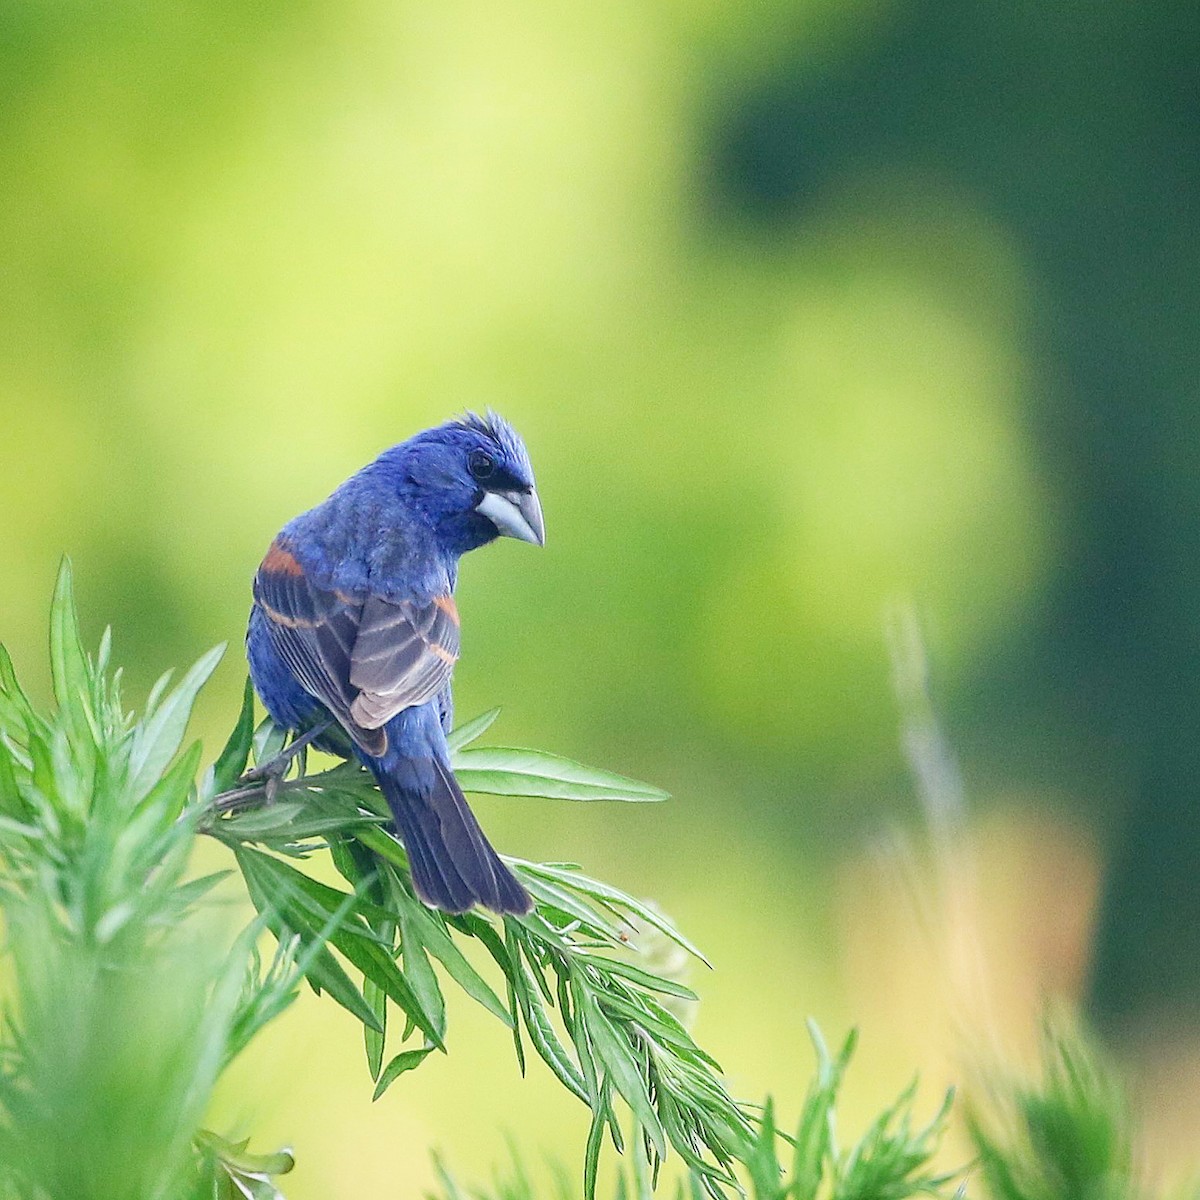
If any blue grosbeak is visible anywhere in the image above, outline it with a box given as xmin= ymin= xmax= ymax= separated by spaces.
xmin=246 ymin=412 xmax=544 ymax=914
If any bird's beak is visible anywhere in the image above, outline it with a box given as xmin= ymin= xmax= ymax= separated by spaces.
xmin=476 ymin=488 xmax=545 ymax=546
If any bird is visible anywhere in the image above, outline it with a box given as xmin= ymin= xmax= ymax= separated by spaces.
xmin=245 ymin=411 xmax=544 ymax=915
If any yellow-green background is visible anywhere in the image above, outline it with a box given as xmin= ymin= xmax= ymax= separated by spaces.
xmin=3 ymin=0 xmax=1199 ymax=1192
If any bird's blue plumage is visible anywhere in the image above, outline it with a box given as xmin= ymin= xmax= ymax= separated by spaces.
xmin=245 ymin=412 xmax=543 ymax=914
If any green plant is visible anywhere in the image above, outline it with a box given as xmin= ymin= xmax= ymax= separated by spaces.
xmin=0 ymin=566 xmax=298 ymax=1199
xmin=428 ymin=1023 xmax=960 ymax=1200
xmin=204 ymin=694 xmax=754 ymax=1199
xmin=0 ymin=565 xmax=748 ymax=1198
xmin=7 ymin=565 xmax=1184 ymax=1200
xmin=966 ymin=1017 xmax=1140 ymax=1200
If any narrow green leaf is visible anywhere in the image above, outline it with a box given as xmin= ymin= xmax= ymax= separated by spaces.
xmin=238 ymin=849 xmax=383 ymax=1033
xmin=589 ymin=957 xmax=699 ymax=1002
xmin=632 ymin=1118 xmax=654 ymax=1200
xmin=657 ymin=1095 xmax=732 ymax=1184
xmin=372 ymin=1045 xmax=435 ymax=1100
xmin=197 ymin=1130 xmax=296 ymax=1178
xmin=272 ymin=926 xmax=376 ymax=1031
xmin=584 ymin=1105 xmax=606 ymax=1200
xmin=0 ymin=645 xmax=41 ymax=738
xmin=221 ymin=802 xmax=307 ymax=838
xmin=791 ymin=1022 xmax=848 ymax=1200
xmin=0 ymin=739 xmax=29 ymax=823
xmin=255 ymin=813 xmax=386 ymax=845
xmin=238 ymin=849 xmax=427 ymax=1036
xmin=518 ymin=982 xmax=589 ymax=1104
xmin=555 ymin=964 xmax=574 ymax=1025
xmin=211 ymin=677 xmax=257 ymax=795
xmin=252 ymin=717 xmax=288 ymax=768
xmin=516 ymin=873 xmax=623 ymax=939
xmin=93 ymin=624 xmax=112 ymax=676
xmin=131 ymin=739 xmax=204 ymax=826
xmin=507 ymin=972 xmax=526 ymax=1076
xmin=458 ymin=912 xmax=514 ymax=979
xmin=169 ymin=870 xmax=233 ymax=911
xmin=603 ymin=1085 xmax=626 ymax=1154
xmin=404 ymin=905 xmax=513 ymax=1028
xmin=517 ymin=862 xmax=712 ymax=967
xmin=514 ymin=932 xmax=557 ymax=1005
xmin=128 ymin=644 xmax=225 ymax=800
xmin=236 ymin=852 xmax=399 ymax=943
xmin=329 ymin=835 xmax=365 ymax=886
xmin=26 ymin=718 xmax=57 ymax=809
xmin=0 ymin=692 xmax=29 ymax=745
xmin=144 ymin=668 xmax=175 ymax=716
xmin=431 ymin=1153 xmax=471 ymax=1200
xmin=568 ymin=980 xmax=602 ymax=1107
xmin=47 ymin=724 xmax=87 ymax=815
xmin=226 ymin=926 xmax=303 ymax=1064
xmin=355 ymin=824 xmax=412 ymax=873
xmin=445 ymin=707 xmax=501 ymax=753
xmin=399 ymin=911 xmax=447 ymax=1042
xmin=454 ymin=747 xmax=669 ymax=803
xmin=506 ymin=928 xmax=588 ymax=1103
xmin=48 ymin=558 xmax=92 ymax=745
xmin=0 ymin=814 xmax=42 ymax=840
xmin=330 ymin=918 xmax=445 ymax=1050
xmin=364 ymin=976 xmax=387 ymax=1081
xmin=581 ymin=995 xmax=667 ymax=1160
xmin=273 ymin=907 xmax=376 ymax=1032
xmin=594 ymin=992 xmax=717 ymax=1069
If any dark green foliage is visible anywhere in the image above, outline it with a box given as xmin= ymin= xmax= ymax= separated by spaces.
xmin=205 ymin=713 xmax=749 ymax=1198
xmin=0 ymin=563 xmax=293 ymax=1200
xmin=0 ymin=565 xmax=740 ymax=1199
xmin=966 ymin=1019 xmax=1140 ymax=1200
xmin=760 ymin=1024 xmax=956 ymax=1200
xmin=426 ymin=1024 xmax=959 ymax=1200
xmin=5 ymin=567 xmax=1188 ymax=1200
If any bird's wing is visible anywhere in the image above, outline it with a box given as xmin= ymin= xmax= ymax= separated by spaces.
xmin=254 ymin=537 xmax=460 ymax=756
xmin=348 ymin=592 xmax=460 ymax=730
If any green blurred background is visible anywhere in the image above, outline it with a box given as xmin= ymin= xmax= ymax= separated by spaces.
xmin=3 ymin=0 xmax=1199 ymax=1192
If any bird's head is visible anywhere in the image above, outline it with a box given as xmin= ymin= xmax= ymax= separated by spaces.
xmin=382 ymin=411 xmax=545 ymax=556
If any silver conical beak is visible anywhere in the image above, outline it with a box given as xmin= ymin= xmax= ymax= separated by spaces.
xmin=476 ymin=488 xmax=545 ymax=546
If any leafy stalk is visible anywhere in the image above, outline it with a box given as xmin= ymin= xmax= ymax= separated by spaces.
xmin=203 ymin=709 xmax=749 ymax=1198
xmin=0 ymin=562 xmax=292 ymax=1200
xmin=0 ymin=564 xmax=979 ymax=1200
xmin=967 ymin=1016 xmax=1140 ymax=1200
xmin=427 ymin=1024 xmax=961 ymax=1200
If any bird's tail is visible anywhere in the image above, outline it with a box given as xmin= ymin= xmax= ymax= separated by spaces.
xmin=371 ymin=752 xmax=531 ymax=915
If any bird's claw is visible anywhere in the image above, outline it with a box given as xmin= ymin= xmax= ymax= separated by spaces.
xmin=235 ymin=720 xmax=332 ymax=797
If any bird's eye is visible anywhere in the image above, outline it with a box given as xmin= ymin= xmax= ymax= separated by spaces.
xmin=468 ymin=450 xmax=496 ymax=481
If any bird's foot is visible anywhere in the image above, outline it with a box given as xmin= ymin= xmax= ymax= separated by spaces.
xmin=237 ymin=720 xmax=333 ymax=799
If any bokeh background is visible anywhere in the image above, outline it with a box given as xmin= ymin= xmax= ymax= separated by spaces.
xmin=3 ymin=0 xmax=1199 ymax=1193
